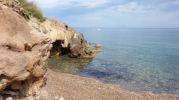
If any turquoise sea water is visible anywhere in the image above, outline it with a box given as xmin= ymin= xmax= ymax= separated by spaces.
xmin=49 ymin=28 xmax=179 ymax=95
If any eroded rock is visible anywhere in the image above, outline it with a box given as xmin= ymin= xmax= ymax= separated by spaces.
xmin=0 ymin=4 xmax=51 ymax=99
xmin=29 ymin=18 xmax=88 ymax=57
xmin=0 ymin=0 xmax=29 ymax=19
xmin=29 ymin=18 xmax=100 ymax=58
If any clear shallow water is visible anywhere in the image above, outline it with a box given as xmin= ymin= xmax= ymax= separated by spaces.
xmin=49 ymin=28 xmax=179 ymax=95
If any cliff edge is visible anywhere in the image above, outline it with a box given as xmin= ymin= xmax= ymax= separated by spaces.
xmin=0 ymin=2 xmax=51 ymax=99
xmin=0 ymin=0 xmax=99 ymax=99
xmin=1 ymin=0 xmax=178 ymax=100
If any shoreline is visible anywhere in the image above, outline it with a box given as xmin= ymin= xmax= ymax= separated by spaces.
xmin=1 ymin=1 xmax=178 ymax=100
xmin=40 ymin=69 xmax=179 ymax=100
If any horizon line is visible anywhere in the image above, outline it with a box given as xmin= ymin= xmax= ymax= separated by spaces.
xmin=74 ymin=27 xmax=179 ymax=29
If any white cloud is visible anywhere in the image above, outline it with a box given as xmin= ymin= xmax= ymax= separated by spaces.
xmin=29 ymin=0 xmax=109 ymax=9
xmin=63 ymin=2 xmax=179 ymax=28
xmin=108 ymin=2 xmax=153 ymax=13
xmin=27 ymin=0 xmax=179 ymax=28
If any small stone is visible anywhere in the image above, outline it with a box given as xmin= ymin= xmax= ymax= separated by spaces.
xmin=59 ymin=96 xmax=64 ymax=100
xmin=54 ymin=96 xmax=58 ymax=99
xmin=0 ymin=79 xmax=8 ymax=91
xmin=5 ymin=97 xmax=13 ymax=100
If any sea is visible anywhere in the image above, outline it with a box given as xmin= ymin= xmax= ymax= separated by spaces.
xmin=49 ymin=28 xmax=179 ymax=95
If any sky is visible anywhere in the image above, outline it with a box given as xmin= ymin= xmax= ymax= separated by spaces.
xmin=29 ymin=0 xmax=179 ymax=28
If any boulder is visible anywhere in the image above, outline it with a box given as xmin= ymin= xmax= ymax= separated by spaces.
xmin=70 ymin=44 xmax=85 ymax=58
xmin=0 ymin=4 xmax=51 ymax=98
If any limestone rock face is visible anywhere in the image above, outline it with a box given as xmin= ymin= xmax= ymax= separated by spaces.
xmin=39 ymin=19 xmax=100 ymax=58
xmin=29 ymin=18 xmax=89 ymax=57
xmin=0 ymin=0 xmax=29 ymax=19
xmin=0 ymin=0 xmax=19 ymax=8
xmin=41 ymin=19 xmax=87 ymax=48
xmin=0 ymin=4 xmax=51 ymax=98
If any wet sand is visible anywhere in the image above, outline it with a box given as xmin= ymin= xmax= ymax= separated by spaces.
xmin=40 ymin=69 xmax=179 ymax=100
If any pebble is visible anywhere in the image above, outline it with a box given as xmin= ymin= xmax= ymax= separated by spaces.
xmin=54 ymin=96 xmax=58 ymax=99
xmin=59 ymin=96 xmax=64 ymax=100
xmin=54 ymin=96 xmax=65 ymax=100
xmin=5 ymin=97 xmax=13 ymax=100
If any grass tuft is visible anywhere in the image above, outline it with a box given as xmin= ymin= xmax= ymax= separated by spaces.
xmin=18 ymin=0 xmax=46 ymax=22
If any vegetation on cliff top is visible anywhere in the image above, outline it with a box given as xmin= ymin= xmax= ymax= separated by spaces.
xmin=18 ymin=0 xmax=45 ymax=22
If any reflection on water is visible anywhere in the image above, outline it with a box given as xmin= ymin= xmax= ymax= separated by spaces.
xmin=48 ymin=55 xmax=93 ymax=73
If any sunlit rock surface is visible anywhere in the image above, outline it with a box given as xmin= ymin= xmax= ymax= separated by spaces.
xmin=29 ymin=18 xmax=100 ymax=58
xmin=0 ymin=4 xmax=51 ymax=99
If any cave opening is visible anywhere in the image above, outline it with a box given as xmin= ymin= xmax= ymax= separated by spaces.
xmin=50 ymin=40 xmax=70 ymax=56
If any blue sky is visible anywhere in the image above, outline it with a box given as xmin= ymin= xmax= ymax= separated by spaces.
xmin=30 ymin=0 xmax=179 ymax=28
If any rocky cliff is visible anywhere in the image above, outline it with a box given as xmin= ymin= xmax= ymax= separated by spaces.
xmin=0 ymin=0 xmax=99 ymax=99
xmin=1 ymin=1 xmax=179 ymax=100
xmin=29 ymin=18 xmax=92 ymax=58
xmin=0 ymin=0 xmax=100 ymax=58
xmin=0 ymin=3 xmax=51 ymax=99
xmin=29 ymin=17 xmax=100 ymax=58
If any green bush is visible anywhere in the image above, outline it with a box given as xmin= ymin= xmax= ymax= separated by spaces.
xmin=18 ymin=0 xmax=46 ymax=22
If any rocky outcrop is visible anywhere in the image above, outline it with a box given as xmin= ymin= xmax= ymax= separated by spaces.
xmin=0 ymin=0 xmax=99 ymax=99
xmin=0 ymin=4 xmax=51 ymax=99
xmin=0 ymin=0 xmax=19 ymax=10
xmin=0 ymin=0 xmax=29 ymax=19
xmin=29 ymin=18 xmax=100 ymax=58
xmin=29 ymin=18 xmax=86 ymax=48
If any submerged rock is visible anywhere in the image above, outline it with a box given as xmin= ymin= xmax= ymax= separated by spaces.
xmin=83 ymin=43 xmax=101 ymax=58
xmin=0 ymin=4 xmax=51 ymax=99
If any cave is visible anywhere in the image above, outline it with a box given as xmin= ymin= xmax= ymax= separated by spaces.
xmin=50 ymin=40 xmax=70 ymax=56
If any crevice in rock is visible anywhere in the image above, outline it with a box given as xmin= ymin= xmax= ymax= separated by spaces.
xmin=0 ymin=76 xmax=46 ymax=99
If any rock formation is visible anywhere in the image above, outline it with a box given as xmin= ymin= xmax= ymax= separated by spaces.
xmin=29 ymin=17 xmax=100 ymax=58
xmin=0 ymin=0 xmax=29 ymax=19
xmin=0 ymin=3 xmax=51 ymax=99
xmin=0 ymin=0 xmax=99 ymax=99
xmin=0 ymin=1 xmax=179 ymax=100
